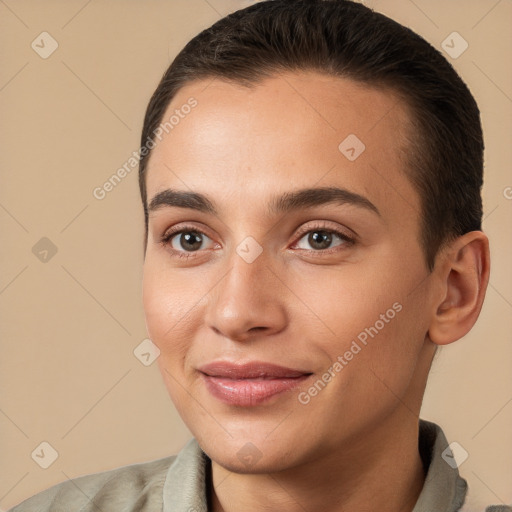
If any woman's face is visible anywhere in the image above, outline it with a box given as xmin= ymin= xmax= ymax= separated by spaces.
xmin=142 ymin=71 xmax=438 ymax=472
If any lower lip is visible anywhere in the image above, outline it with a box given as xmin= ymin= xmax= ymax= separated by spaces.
xmin=201 ymin=374 xmax=311 ymax=407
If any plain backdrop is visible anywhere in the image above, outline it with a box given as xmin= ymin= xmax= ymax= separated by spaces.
xmin=1 ymin=0 xmax=511 ymax=510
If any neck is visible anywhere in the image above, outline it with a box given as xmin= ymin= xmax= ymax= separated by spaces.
xmin=209 ymin=410 xmax=426 ymax=512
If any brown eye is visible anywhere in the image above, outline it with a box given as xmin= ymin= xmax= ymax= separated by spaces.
xmin=295 ymin=229 xmax=350 ymax=251
xmin=308 ymin=231 xmax=333 ymax=250
xmin=170 ymin=231 xmax=209 ymax=252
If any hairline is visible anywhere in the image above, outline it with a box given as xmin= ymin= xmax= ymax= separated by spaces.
xmin=140 ymin=70 xmax=432 ymax=267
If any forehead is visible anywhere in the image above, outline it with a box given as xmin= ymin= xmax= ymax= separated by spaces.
xmin=145 ymin=71 xmax=419 ymax=225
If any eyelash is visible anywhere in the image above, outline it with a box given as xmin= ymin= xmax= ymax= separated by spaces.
xmin=159 ymin=222 xmax=356 ymax=260
xmin=159 ymin=225 xmax=214 ymax=260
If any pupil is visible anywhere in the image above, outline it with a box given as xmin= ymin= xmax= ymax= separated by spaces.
xmin=181 ymin=232 xmax=202 ymax=251
xmin=309 ymin=231 xmax=332 ymax=249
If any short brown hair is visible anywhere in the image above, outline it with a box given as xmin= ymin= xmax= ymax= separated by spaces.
xmin=139 ymin=0 xmax=484 ymax=271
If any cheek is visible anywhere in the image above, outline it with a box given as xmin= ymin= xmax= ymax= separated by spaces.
xmin=292 ymin=262 xmax=426 ymax=393
xmin=289 ymin=262 xmax=403 ymax=345
xmin=142 ymin=258 xmax=200 ymax=360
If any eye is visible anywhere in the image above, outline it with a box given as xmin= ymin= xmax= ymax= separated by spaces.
xmin=160 ymin=226 xmax=215 ymax=256
xmin=293 ymin=226 xmax=354 ymax=252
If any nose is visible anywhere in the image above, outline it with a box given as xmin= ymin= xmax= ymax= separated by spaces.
xmin=204 ymin=245 xmax=288 ymax=343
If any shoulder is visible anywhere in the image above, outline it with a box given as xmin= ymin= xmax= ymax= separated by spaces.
xmin=7 ymin=454 xmax=176 ymax=512
xmin=416 ymin=419 xmax=511 ymax=512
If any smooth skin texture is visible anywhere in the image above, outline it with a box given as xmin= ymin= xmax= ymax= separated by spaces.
xmin=142 ymin=71 xmax=490 ymax=512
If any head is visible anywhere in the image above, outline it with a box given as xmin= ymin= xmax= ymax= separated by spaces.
xmin=139 ymin=0 xmax=489 ymax=472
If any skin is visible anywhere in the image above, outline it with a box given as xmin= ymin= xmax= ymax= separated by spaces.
xmin=142 ymin=71 xmax=490 ymax=512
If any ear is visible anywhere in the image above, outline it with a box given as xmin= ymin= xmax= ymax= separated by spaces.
xmin=428 ymin=231 xmax=490 ymax=346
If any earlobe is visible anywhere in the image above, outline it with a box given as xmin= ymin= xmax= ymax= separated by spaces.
xmin=427 ymin=231 xmax=490 ymax=346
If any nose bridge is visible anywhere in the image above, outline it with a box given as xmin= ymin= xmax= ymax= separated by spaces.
xmin=205 ymin=238 xmax=287 ymax=340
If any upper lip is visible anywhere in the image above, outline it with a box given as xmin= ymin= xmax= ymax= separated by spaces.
xmin=198 ymin=361 xmax=312 ymax=379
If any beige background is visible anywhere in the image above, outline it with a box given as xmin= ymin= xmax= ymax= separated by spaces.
xmin=0 ymin=0 xmax=511 ymax=509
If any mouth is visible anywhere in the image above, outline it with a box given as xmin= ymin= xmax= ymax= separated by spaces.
xmin=198 ymin=361 xmax=313 ymax=407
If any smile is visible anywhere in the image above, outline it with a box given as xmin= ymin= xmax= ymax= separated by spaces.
xmin=198 ymin=361 xmax=313 ymax=407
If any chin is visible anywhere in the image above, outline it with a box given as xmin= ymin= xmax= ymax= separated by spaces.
xmin=198 ymin=432 xmax=305 ymax=475
xmin=208 ymin=446 xmax=297 ymax=475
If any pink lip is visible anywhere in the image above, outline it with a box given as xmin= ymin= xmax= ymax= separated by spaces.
xmin=198 ymin=361 xmax=313 ymax=407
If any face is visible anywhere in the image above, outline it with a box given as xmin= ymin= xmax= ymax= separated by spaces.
xmin=142 ymin=71 xmax=437 ymax=473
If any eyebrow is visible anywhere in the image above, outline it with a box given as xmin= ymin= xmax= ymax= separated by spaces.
xmin=147 ymin=186 xmax=380 ymax=217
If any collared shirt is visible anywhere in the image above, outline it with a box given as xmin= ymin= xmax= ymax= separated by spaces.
xmin=8 ymin=419 xmax=511 ymax=512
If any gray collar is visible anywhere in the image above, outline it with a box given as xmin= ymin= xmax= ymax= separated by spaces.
xmin=162 ymin=419 xmax=467 ymax=512
xmin=412 ymin=419 xmax=467 ymax=512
